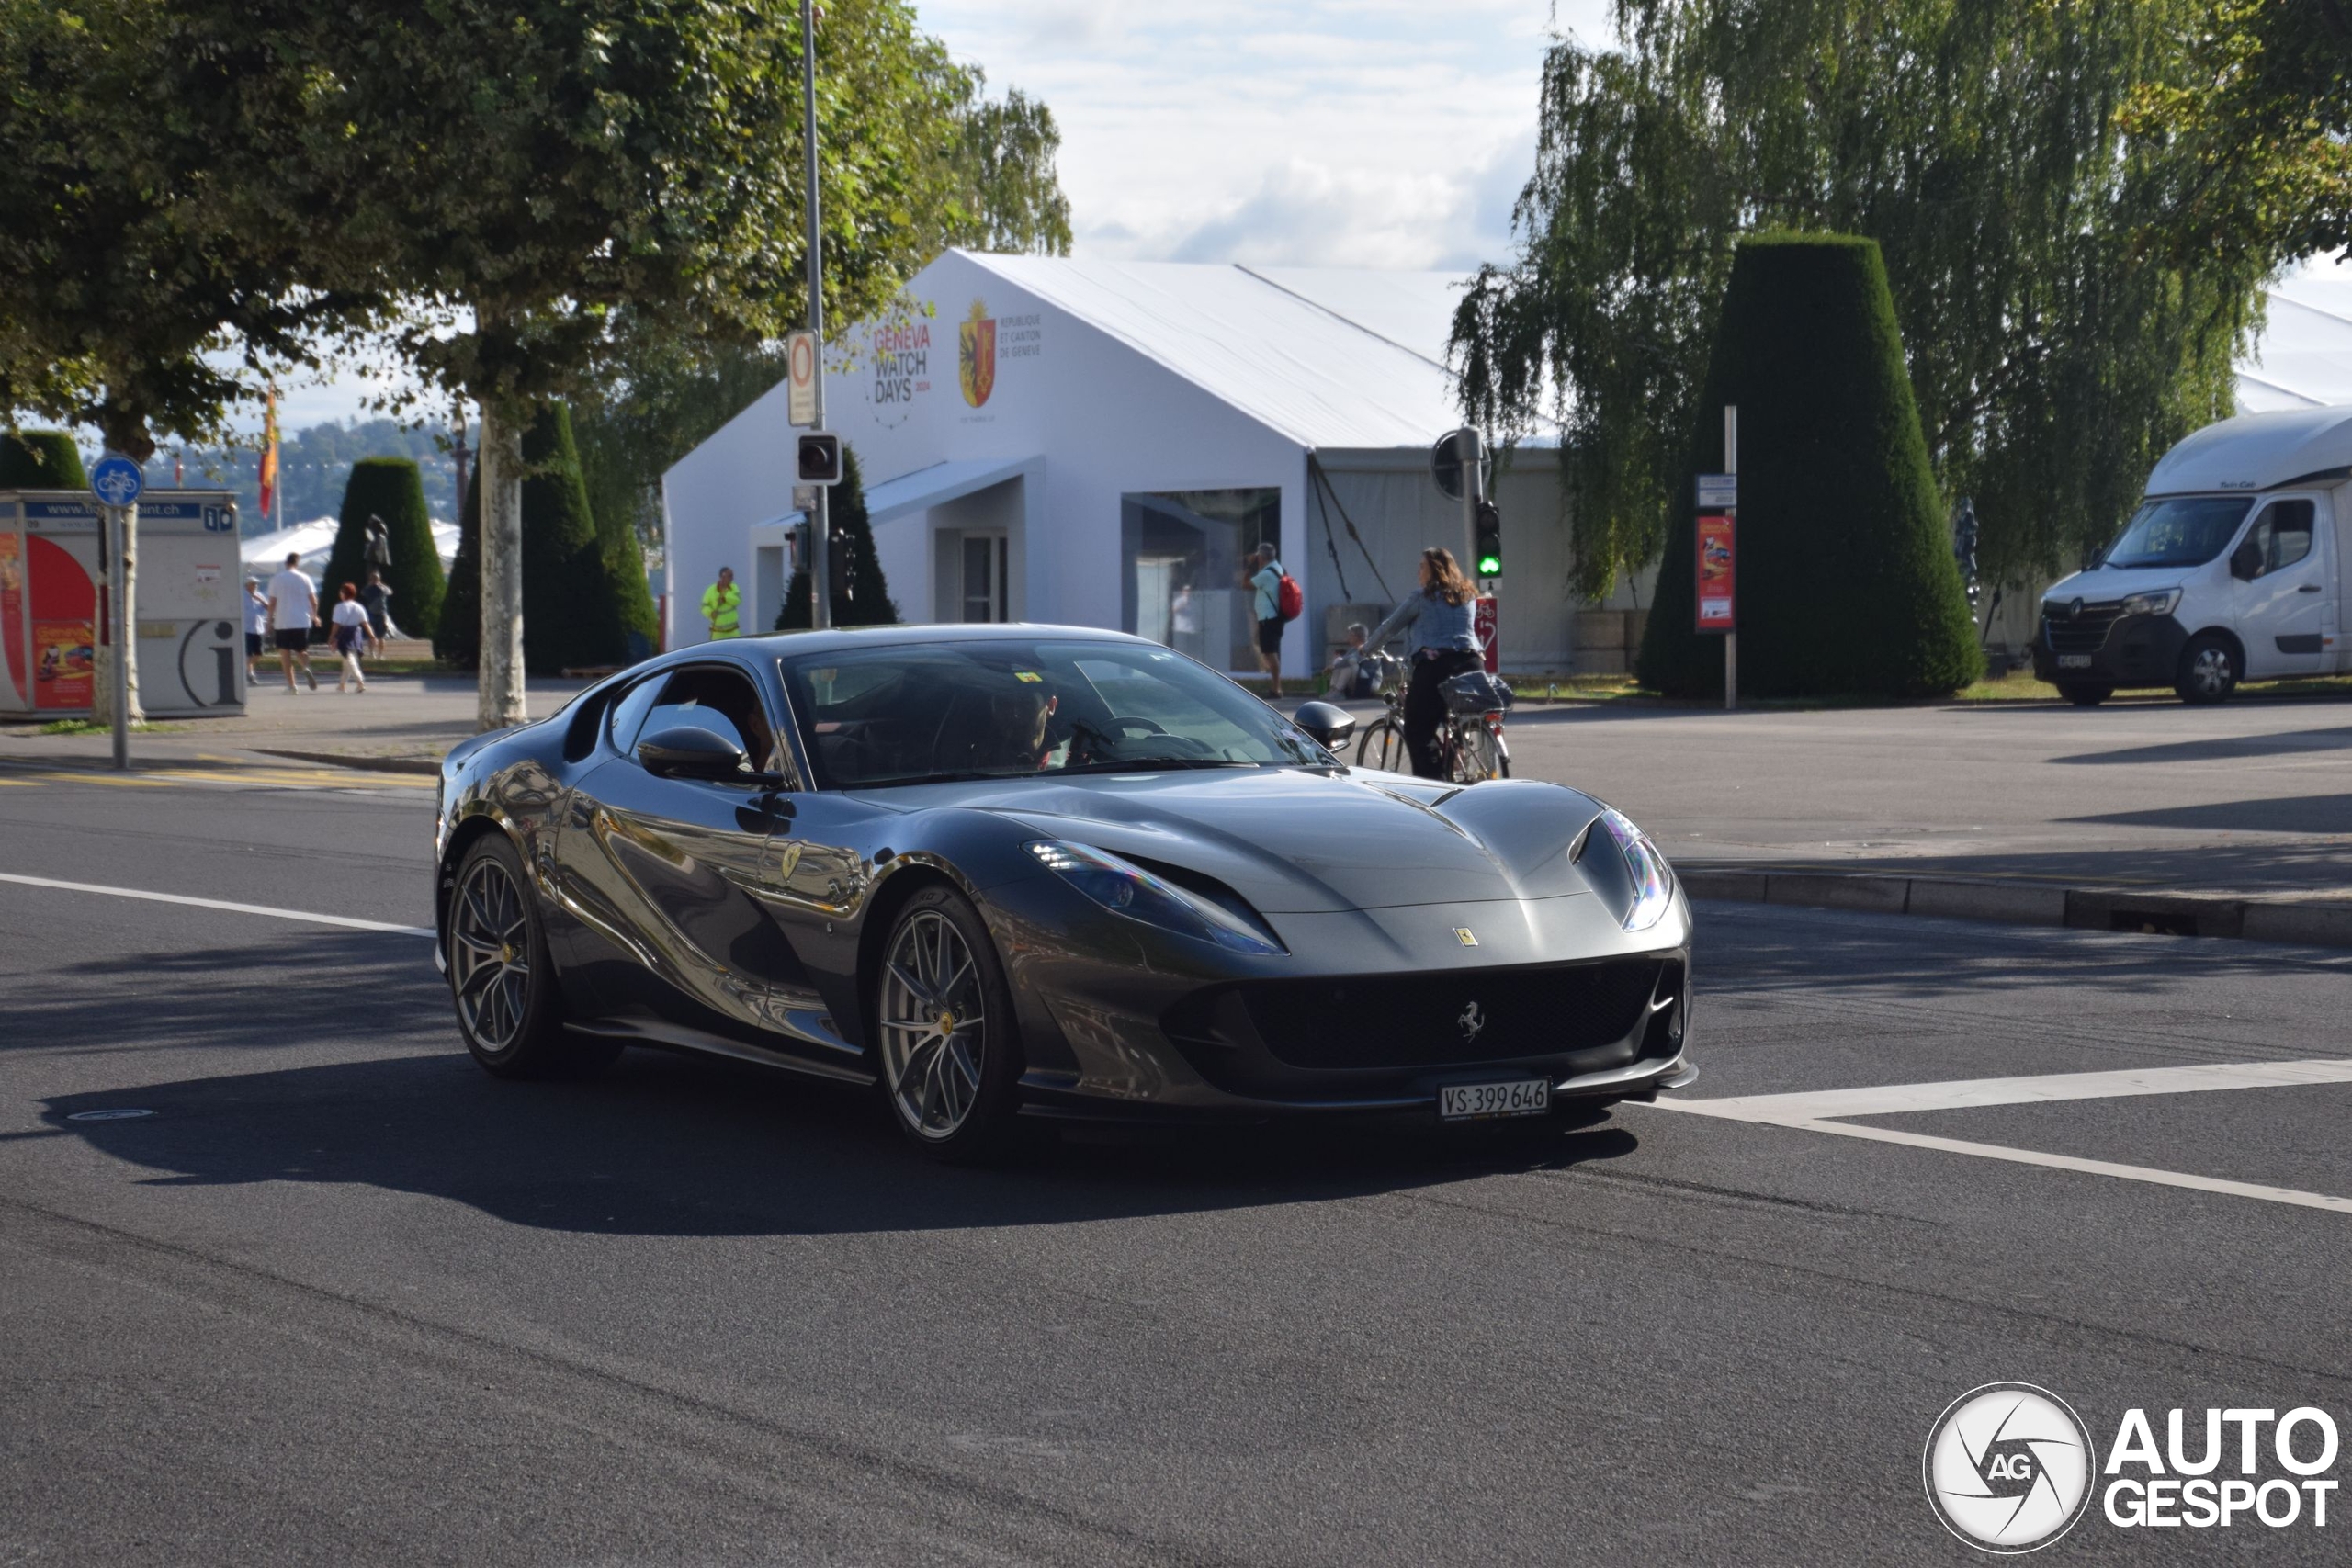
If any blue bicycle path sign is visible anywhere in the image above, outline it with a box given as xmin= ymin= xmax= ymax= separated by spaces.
xmin=89 ymin=454 xmax=144 ymax=509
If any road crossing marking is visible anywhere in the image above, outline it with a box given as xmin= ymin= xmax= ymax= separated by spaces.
xmin=0 ymin=872 xmax=435 ymax=937
xmin=1646 ymin=1058 xmax=2352 ymax=1214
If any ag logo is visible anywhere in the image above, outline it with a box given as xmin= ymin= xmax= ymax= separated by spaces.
xmin=1924 ymin=1382 xmax=2096 ymax=1553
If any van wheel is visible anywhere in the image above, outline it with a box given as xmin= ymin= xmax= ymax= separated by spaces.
xmin=2176 ymin=636 xmax=2239 ymax=705
xmin=2055 ymin=682 xmax=2111 ymax=707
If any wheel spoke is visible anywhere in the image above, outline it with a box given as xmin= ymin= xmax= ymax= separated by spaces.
xmin=458 ymin=959 xmax=501 ymax=998
xmin=887 ymin=958 xmax=930 ymax=1009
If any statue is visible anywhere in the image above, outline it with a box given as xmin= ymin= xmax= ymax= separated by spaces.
xmin=364 ymin=514 xmax=393 ymax=569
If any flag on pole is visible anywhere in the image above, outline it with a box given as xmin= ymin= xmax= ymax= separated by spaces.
xmin=256 ymin=390 xmax=280 ymax=524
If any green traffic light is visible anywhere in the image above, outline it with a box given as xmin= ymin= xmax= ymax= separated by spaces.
xmin=1477 ymin=554 xmax=1501 ymax=575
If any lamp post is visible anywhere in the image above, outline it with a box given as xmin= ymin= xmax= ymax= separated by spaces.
xmin=800 ymin=0 xmax=831 ymax=629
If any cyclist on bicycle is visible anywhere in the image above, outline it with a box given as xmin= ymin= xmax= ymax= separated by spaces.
xmin=1364 ymin=546 xmax=1485 ymax=779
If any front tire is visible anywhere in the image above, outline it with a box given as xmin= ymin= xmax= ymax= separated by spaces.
xmin=1354 ymin=715 xmax=1408 ymax=773
xmin=447 ymin=834 xmax=608 ymax=1077
xmin=874 ymin=886 xmax=1024 ymax=1161
xmin=2055 ymin=682 xmax=2111 ymax=707
xmin=2176 ymin=634 xmax=2239 ymax=705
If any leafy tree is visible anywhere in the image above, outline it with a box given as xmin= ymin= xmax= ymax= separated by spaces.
xmin=2122 ymin=1 xmax=2352 ymax=269
xmin=1453 ymin=0 xmax=2269 ymax=601
xmin=322 ymin=457 xmax=446 ymax=640
xmin=435 ymin=468 xmax=482 ymax=669
xmin=776 ymin=447 xmax=897 ymax=629
xmin=940 ymin=72 xmax=1074 ymax=255
xmin=0 ymin=432 xmax=87 ymax=490
xmin=1639 ymin=235 xmax=1981 ymax=698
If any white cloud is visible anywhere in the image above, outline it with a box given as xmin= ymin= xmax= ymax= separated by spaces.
xmin=923 ymin=0 xmax=1614 ymax=268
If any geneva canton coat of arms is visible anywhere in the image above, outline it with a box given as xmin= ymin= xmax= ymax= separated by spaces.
xmin=958 ymin=299 xmax=997 ymax=408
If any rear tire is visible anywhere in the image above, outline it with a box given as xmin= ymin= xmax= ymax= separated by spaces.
xmin=2055 ymin=682 xmax=2111 ymax=707
xmin=873 ymin=886 xmax=1026 ymax=1163
xmin=1456 ymin=723 xmax=1510 ymax=782
xmin=2176 ymin=634 xmax=2239 ymax=705
xmin=447 ymin=834 xmax=608 ymax=1078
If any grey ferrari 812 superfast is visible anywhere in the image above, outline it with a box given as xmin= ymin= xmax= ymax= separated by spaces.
xmin=434 ymin=625 xmax=1694 ymax=1158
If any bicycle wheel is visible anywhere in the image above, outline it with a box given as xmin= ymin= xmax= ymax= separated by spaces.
xmin=1453 ymin=721 xmax=1510 ymax=783
xmin=1355 ymin=715 xmax=1409 ymax=773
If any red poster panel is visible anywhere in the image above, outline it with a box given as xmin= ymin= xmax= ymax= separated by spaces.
xmin=1695 ymin=514 xmax=1736 ymax=632
xmin=1474 ymin=594 xmax=1499 ymax=674
xmin=28 ymin=534 xmax=96 ymax=710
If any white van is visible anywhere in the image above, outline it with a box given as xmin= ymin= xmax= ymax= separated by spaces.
xmin=2033 ymin=407 xmax=2352 ymax=705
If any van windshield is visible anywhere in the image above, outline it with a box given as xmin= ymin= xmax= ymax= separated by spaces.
xmin=2101 ymin=496 xmax=2252 ymax=570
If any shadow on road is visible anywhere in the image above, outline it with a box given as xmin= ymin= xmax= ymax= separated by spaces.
xmin=2050 ymin=723 xmax=2352 ymax=768
xmin=34 ymin=1028 xmax=1641 ymax=1240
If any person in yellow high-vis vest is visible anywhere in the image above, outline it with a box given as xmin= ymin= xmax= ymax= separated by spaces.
xmin=701 ymin=567 xmax=741 ymax=639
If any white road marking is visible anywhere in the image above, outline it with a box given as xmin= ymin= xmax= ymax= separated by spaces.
xmin=0 ymin=871 xmax=435 ymax=937
xmin=1665 ymin=1058 xmax=2352 ymax=1123
xmin=1644 ymin=1057 xmax=2352 ymax=1214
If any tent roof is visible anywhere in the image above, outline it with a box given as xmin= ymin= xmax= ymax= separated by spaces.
xmin=962 ymin=253 xmax=1496 ymax=450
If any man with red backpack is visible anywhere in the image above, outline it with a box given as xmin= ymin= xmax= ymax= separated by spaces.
xmin=1247 ymin=543 xmax=1300 ymax=698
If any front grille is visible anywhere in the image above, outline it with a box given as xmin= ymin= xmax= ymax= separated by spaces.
xmin=1170 ymin=957 xmax=1666 ymax=1072
xmin=2042 ymin=602 xmax=2126 ymax=653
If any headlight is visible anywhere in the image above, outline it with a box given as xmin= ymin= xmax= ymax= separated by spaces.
xmin=1025 ymin=840 xmax=1284 ymax=955
xmin=2121 ymin=588 xmax=2180 ymax=617
xmin=1597 ymin=807 xmax=1674 ymax=932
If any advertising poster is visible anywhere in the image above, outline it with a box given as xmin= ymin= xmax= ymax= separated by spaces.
xmin=0 ymin=532 xmax=21 ymax=704
xmin=33 ymin=619 xmax=95 ymax=708
xmin=1695 ymin=513 xmax=1736 ymax=631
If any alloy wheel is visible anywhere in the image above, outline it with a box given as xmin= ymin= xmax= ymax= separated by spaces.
xmin=879 ymin=909 xmax=989 ymax=1140
xmin=451 ymin=855 xmax=532 ymax=1051
xmin=2186 ymin=646 xmax=2233 ymax=699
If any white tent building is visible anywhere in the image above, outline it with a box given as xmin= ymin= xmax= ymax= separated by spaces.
xmin=665 ymin=249 xmax=2352 ymax=671
xmin=663 ymin=251 xmax=1581 ymax=675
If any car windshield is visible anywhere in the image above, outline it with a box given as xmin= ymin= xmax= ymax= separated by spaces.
xmin=2100 ymin=496 xmax=2252 ymax=570
xmin=778 ymin=638 xmax=1333 ymax=789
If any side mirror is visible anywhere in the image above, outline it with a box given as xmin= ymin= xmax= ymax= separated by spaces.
xmin=2231 ymin=541 xmax=2262 ymax=581
xmin=639 ymin=723 xmax=750 ymax=781
xmin=1292 ymin=700 xmax=1357 ymax=750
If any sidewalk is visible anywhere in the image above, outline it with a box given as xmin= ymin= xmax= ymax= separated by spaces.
xmin=0 ymin=672 xmax=591 ymax=775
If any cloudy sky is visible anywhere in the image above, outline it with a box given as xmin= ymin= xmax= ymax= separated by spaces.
xmin=252 ymin=1 xmax=1611 ymax=434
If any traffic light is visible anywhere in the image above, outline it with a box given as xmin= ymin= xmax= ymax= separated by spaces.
xmin=1474 ymin=500 xmax=1502 ymax=578
xmin=796 ymin=432 xmax=842 ymax=486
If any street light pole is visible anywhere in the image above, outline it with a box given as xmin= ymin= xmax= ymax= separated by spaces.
xmin=800 ymin=0 xmax=831 ymax=630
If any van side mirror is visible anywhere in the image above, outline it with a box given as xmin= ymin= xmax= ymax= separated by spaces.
xmin=2230 ymin=540 xmax=2262 ymax=581
xmin=639 ymin=723 xmax=750 ymax=781
xmin=1292 ymin=700 xmax=1356 ymax=750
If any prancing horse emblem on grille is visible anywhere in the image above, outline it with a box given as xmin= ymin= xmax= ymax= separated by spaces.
xmin=1458 ymin=1000 xmax=1485 ymax=1043
xmin=1454 ymin=927 xmax=1477 ymax=946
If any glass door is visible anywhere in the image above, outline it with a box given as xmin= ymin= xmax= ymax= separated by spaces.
xmin=961 ymin=534 xmax=1008 ymax=622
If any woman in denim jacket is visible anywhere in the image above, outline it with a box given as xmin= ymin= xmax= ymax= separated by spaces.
xmin=1365 ymin=547 xmax=1484 ymax=778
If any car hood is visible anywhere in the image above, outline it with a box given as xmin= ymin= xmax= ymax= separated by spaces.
xmin=851 ymin=767 xmax=1611 ymax=912
xmin=2042 ymin=565 xmax=2195 ymax=604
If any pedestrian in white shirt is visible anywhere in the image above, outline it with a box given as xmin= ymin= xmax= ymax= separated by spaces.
xmin=242 ymin=578 xmax=270 ymax=683
xmin=266 ymin=551 xmax=320 ymax=693
xmin=328 ymin=581 xmax=378 ymax=693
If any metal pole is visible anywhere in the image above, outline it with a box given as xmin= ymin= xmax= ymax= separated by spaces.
xmin=1724 ymin=405 xmax=1737 ymax=713
xmin=800 ymin=0 xmax=831 ymax=630
xmin=108 ymin=504 xmax=130 ymax=769
xmin=1457 ymin=428 xmax=1482 ymax=568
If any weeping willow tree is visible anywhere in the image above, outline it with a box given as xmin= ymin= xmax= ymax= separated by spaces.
xmin=1453 ymin=0 xmax=2282 ymax=601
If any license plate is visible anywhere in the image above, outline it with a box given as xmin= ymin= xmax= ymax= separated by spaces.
xmin=2056 ymin=654 xmax=2092 ymax=669
xmin=1439 ymin=1078 xmax=1551 ymax=1121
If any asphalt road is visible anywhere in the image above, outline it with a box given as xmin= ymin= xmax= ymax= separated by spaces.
xmin=3 ymin=763 xmax=2349 ymax=1564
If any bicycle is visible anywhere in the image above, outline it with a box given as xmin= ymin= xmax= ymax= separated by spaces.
xmin=1351 ymin=649 xmax=1510 ymax=783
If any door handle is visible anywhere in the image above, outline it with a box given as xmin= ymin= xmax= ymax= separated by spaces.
xmin=2300 ymin=583 xmax=2324 ymax=592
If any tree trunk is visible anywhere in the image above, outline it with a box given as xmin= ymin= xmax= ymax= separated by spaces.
xmin=476 ymin=403 xmax=526 ymax=730
xmin=91 ymin=503 xmax=145 ymax=728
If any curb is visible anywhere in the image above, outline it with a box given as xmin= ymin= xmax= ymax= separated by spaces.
xmin=1679 ymin=866 xmax=2352 ymax=950
xmin=252 ymin=748 xmax=443 ymax=776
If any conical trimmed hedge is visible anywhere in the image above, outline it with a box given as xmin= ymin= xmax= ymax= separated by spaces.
xmin=775 ymin=446 xmax=899 ymax=629
xmin=1638 ymin=233 xmax=1981 ymax=698
xmin=433 ymin=403 xmax=639 ymax=672
xmin=0 ymin=431 xmax=87 ymax=490
xmin=322 ymin=457 xmax=445 ymax=639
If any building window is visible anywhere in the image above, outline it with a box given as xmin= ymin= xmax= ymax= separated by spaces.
xmin=1120 ymin=488 xmax=1279 ymax=669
